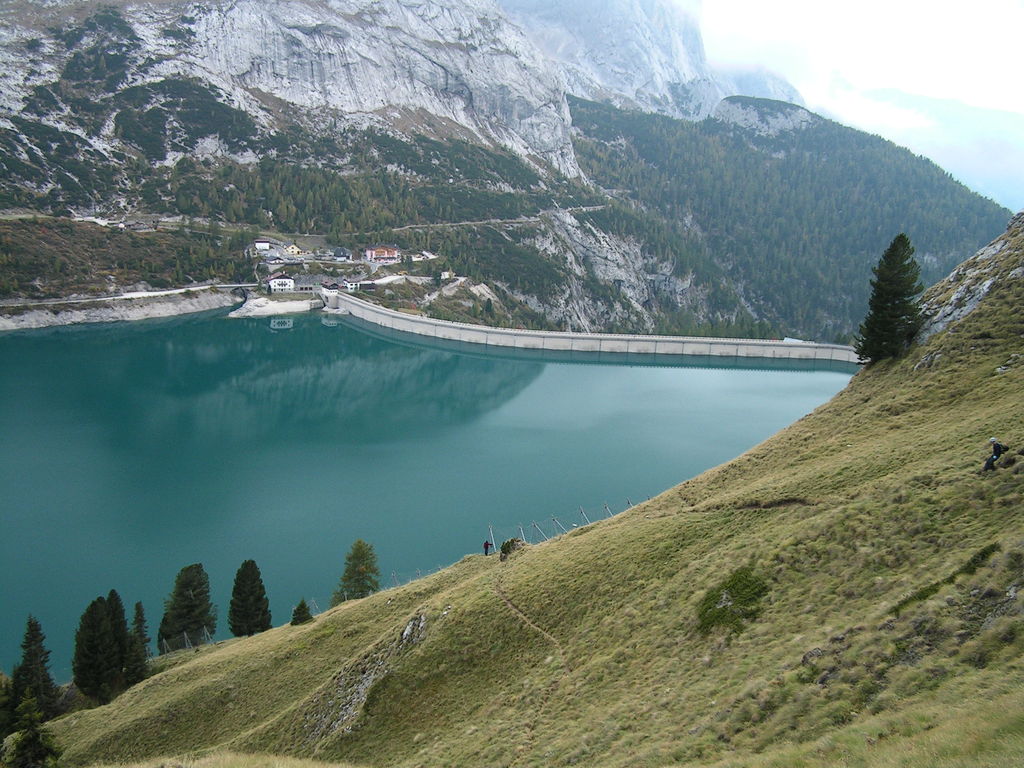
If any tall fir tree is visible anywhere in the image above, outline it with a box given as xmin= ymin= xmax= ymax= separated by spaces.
xmin=331 ymin=539 xmax=380 ymax=606
xmin=854 ymin=233 xmax=924 ymax=363
xmin=158 ymin=563 xmax=217 ymax=652
xmin=131 ymin=601 xmax=150 ymax=650
xmin=228 ymin=559 xmax=272 ymax=637
xmin=105 ymin=590 xmax=130 ymax=677
xmin=10 ymin=616 xmax=58 ymax=721
xmin=7 ymin=693 xmax=61 ymax=768
xmin=124 ymin=600 xmax=150 ymax=687
xmin=72 ymin=597 xmax=119 ymax=703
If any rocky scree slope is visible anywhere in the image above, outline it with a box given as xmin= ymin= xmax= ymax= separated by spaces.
xmin=51 ymin=212 xmax=1024 ymax=766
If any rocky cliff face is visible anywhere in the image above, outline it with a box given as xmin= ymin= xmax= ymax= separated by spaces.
xmin=497 ymin=0 xmax=801 ymax=119
xmin=508 ymin=209 xmax=710 ymax=332
xmin=0 ymin=0 xmax=579 ymax=175
xmin=918 ymin=210 xmax=1024 ymax=344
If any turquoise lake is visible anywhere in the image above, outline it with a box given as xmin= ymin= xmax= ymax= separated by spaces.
xmin=0 ymin=310 xmax=854 ymax=679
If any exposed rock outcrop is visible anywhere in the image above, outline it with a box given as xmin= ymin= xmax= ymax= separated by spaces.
xmin=712 ymin=96 xmax=819 ymax=137
xmin=301 ymin=613 xmax=427 ymax=742
xmin=917 ymin=210 xmax=1024 ymax=343
xmin=0 ymin=288 xmax=239 ymax=331
xmin=507 ymin=209 xmax=710 ymax=332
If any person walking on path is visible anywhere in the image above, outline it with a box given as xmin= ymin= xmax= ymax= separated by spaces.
xmin=984 ymin=437 xmax=1009 ymax=471
xmin=483 ymin=540 xmax=492 ymax=556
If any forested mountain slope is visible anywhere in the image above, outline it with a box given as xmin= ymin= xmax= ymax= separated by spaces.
xmin=49 ymin=213 xmax=1024 ymax=767
xmin=570 ymin=95 xmax=1010 ymax=338
xmin=0 ymin=2 xmax=1010 ymax=339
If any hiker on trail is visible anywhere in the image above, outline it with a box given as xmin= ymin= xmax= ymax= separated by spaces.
xmin=483 ymin=540 xmax=492 ymax=556
xmin=983 ymin=437 xmax=1009 ymax=471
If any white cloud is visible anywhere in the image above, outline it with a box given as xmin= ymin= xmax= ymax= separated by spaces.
xmin=821 ymin=83 xmax=937 ymax=134
xmin=696 ymin=0 xmax=1024 ymax=115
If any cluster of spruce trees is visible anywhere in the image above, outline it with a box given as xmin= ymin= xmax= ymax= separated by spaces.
xmin=72 ymin=591 xmax=148 ymax=704
xmin=1 ymin=541 xmax=384 ymax=744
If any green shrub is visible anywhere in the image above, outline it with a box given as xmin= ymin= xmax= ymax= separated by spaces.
xmin=696 ymin=566 xmax=769 ymax=634
xmin=499 ymin=538 xmax=525 ymax=562
xmin=290 ymin=599 xmax=313 ymax=626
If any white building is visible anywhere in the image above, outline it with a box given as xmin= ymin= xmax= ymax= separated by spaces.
xmin=344 ymin=276 xmax=375 ymax=293
xmin=267 ymin=272 xmax=295 ymax=293
xmin=364 ymin=244 xmax=401 ymax=264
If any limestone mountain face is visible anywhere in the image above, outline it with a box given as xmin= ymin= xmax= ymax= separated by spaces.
xmin=514 ymin=209 xmax=705 ymax=332
xmin=497 ymin=0 xmax=801 ymax=119
xmin=0 ymin=0 xmax=579 ymax=174
xmin=712 ymin=96 xmax=819 ymax=138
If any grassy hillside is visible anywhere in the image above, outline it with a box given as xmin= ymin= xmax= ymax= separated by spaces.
xmin=50 ymin=215 xmax=1024 ymax=767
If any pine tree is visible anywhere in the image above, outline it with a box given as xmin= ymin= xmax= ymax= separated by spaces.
xmin=132 ymin=601 xmax=150 ymax=650
xmin=106 ymin=589 xmax=130 ymax=679
xmin=331 ymin=539 xmax=380 ymax=606
xmin=7 ymin=693 xmax=61 ymax=768
xmin=158 ymin=563 xmax=217 ymax=652
xmin=854 ymin=233 xmax=924 ymax=363
xmin=0 ymin=671 xmax=13 ymax=740
xmin=228 ymin=559 xmax=272 ymax=637
xmin=72 ymin=597 xmax=119 ymax=703
xmin=290 ymin=599 xmax=313 ymax=625
xmin=10 ymin=617 xmax=58 ymax=721
xmin=122 ymin=634 xmax=149 ymax=688
xmin=124 ymin=600 xmax=150 ymax=687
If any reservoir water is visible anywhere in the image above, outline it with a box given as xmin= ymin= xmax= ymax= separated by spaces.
xmin=0 ymin=311 xmax=853 ymax=679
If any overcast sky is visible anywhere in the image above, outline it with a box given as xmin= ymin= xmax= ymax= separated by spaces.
xmin=689 ymin=0 xmax=1024 ymax=212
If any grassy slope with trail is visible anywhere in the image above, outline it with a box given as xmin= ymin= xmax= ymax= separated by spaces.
xmin=51 ymin=216 xmax=1024 ymax=767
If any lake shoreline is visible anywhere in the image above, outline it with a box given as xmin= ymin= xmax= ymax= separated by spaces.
xmin=227 ymin=295 xmax=323 ymax=317
xmin=0 ymin=287 xmax=242 ymax=331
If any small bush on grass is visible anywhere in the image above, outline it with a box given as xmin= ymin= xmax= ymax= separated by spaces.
xmin=499 ymin=538 xmax=525 ymax=561
xmin=291 ymin=599 xmax=313 ymax=626
xmin=696 ymin=566 xmax=769 ymax=634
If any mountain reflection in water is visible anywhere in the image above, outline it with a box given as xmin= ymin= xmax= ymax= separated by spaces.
xmin=3 ymin=311 xmax=544 ymax=446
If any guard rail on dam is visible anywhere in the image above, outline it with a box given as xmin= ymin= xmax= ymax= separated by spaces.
xmin=320 ymin=290 xmax=861 ymax=365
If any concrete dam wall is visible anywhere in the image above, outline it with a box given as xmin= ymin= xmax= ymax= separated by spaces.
xmin=322 ymin=291 xmax=860 ymax=365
